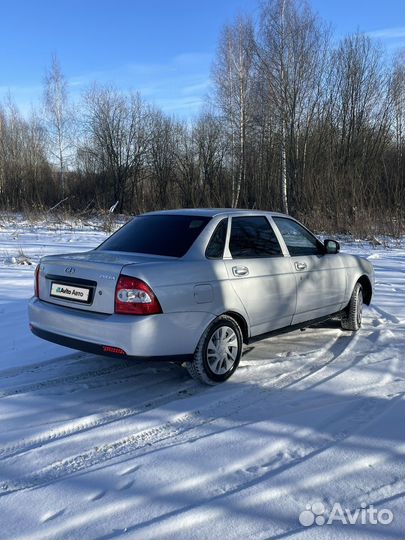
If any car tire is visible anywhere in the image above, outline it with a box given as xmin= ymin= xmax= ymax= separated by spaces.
xmin=341 ymin=282 xmax=363 ymax=331
xmin=186 ymin=315 xmax=243 ymax=385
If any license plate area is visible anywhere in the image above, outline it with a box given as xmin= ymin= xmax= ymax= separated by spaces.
xmin=50 ymin=282 xmax=92 ymax=304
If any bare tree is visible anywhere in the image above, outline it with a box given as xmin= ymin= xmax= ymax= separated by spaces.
xmin=81 ymin=86 xmax=150 ymax=212
xmin=148 ymin=109 xmax=176 ymax=209
xmin=326 ymin=34 xmax=390 ymax=227
xmin=44 ymin=55 xmax=73 ymax=196
xmin=193 ymin=112 xmax=226 ymax=206
xmin=0 ymin=99 xmax=52 ymax=209
xmin=0 ymin=0 xmax=404 ymax=236
xmin=258 ymin=0 xmax=328 ymax=213
xmin=172 ymin=121 xmax=200 ymax=207
xmin=390 ymin=52 xmax=405 ymax=207
xmin=212 ymin=15 xmax=255 ymax=207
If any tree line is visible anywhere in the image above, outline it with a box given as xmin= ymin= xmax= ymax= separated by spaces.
xmin=0 ymin=0 xmax=404 ymax=236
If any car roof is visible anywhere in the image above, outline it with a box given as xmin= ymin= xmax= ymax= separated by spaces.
xmin=142 ymin=208 xmax=289 ymax=218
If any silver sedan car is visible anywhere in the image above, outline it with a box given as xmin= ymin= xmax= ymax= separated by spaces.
xmin=28 ymin=209 xmax=374 ymax=384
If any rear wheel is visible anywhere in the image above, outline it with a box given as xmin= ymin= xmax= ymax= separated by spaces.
xmin=186 ymin=315 xmax=243 ymax=385
xmin=341 ymin=282 xmax=363 ymax=331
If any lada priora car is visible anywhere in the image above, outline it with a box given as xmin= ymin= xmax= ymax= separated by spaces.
xmin=29 ymin=209 xmax=374 ymax=384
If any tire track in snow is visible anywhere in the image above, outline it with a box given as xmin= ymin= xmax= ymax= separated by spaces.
xmin=0 ymin=329 xmax=345 ymax=462
xmin=0 ymin=407 xmax=218 ymax=495
xmin=87 ymin=396 xmax=404 ymax=540
xmin=369 ymin=305 xmax=404 ymax=325
xmin=0 ymin=330 xmax=360 ymax=495
xmin=0 ymin=351 xmax=182 ymax=392
xmin=0 ymin=353 xmax=85 ymax=382
xmin=0 ymin=361 xmax=177 ymax=399
xmin=0 ymin=366 xmax=137 ymax=398
xmin=0 ymin=330 xmax=345 ymax=460
xmin=0 ymin=382 xmax=199 ymax=460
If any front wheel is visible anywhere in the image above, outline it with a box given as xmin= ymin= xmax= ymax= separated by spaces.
xmin=341 ymin=282 xmax=363 ymax=331
xmin=186 ymin=315 xmax=243 ymax=385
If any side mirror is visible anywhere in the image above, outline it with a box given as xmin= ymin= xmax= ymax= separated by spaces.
xmin=324 ymin=239 xmax=340 ymax=254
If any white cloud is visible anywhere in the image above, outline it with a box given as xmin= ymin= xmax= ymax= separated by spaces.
xmin=0 ymin=52 xmax=213 ymax=119
xmin=366 ymin=26 xmax=405 ymax=40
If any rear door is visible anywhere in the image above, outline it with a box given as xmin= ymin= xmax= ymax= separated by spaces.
xmin=272 ymin=217 xmax=347 ymax=324
xmin=223 ymin=216 xmax=296 ymax=336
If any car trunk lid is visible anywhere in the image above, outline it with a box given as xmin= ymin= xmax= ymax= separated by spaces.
xmin=38 ymin=250 xmax=171 ymax=314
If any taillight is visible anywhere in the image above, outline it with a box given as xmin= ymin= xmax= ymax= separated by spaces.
xmin=115 ymin=275 xmax=162 ymax=315
xmin=34 ymin=264 xmax=40 ymax=297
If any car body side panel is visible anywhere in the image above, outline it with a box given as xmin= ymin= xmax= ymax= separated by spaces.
xmin=122 ymin=260 xmax=228 ymax=306
xmin=338 ymin=254 xmax=374 ymax=305
xmin=122 ymin=259 xmax=251 ymax=333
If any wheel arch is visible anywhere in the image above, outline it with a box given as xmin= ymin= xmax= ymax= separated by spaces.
xmin=357 ymin=275 xmax=372 ymax=305
xmin=223 ymin=311 xmax=249 ymax=344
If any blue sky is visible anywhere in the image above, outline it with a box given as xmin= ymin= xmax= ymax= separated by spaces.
xmin=0 ymin=0 xmax=404 ymax=118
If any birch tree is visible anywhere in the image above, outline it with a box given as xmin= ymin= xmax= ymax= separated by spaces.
xmin=212 ymin=15 xmax=255 ymax=207
xmin=258 ymin=0 xmax=328 ymax=213
xmin=44 ymin=55 xmax=73 ymax=196
xmin=390 ymin=52 xmax=405 ymax=208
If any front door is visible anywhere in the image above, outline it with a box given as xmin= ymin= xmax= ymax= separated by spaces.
xmin=272 ymin=217 xmax=347 ymax=325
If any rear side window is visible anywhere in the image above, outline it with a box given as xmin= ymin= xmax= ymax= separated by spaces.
xmin=229 ymin=216 xmax=282 ymax=259
xmin=98 ymin=215 xmax=211 ymax=257
xmin=273 ymin=217 xmax=322 ymax=256
xmin=206 ymin=219 xmax=228 ymax=259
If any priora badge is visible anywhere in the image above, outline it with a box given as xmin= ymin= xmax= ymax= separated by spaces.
xmin=65 ymin=267 xmax=75 ymax=274
xmin=99 ymin=274 xmax=116 ymax=280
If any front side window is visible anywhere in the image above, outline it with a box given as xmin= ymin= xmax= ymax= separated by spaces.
xmin=273 ymin=217 xmax=322 ymax=256
xmin=98 ymin=215 xmax=211 ymax=258
xmin=229 ymin=216 xmax=282 ymax=259
xmin=206 ymin=218 xmax=228 ymax=259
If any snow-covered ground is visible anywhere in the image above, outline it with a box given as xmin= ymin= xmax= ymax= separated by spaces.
xmin=0 ymin=216 xmax=404 ymax=540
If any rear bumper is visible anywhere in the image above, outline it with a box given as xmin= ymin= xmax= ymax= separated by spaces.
xmin=30 ymin=325 xmax=191 ymax=362
xmin=28 ymin=297 xmax=215 ymax=359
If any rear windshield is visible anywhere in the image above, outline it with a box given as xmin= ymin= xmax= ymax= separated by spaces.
xmin=98 ymin=215 xmax=211 ymax=257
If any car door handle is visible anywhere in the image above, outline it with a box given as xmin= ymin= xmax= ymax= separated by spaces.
xmin=232 ymin=265 xmax=249 ymax=277
xmin=295 ymin=262 xmax=307 ymax=271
